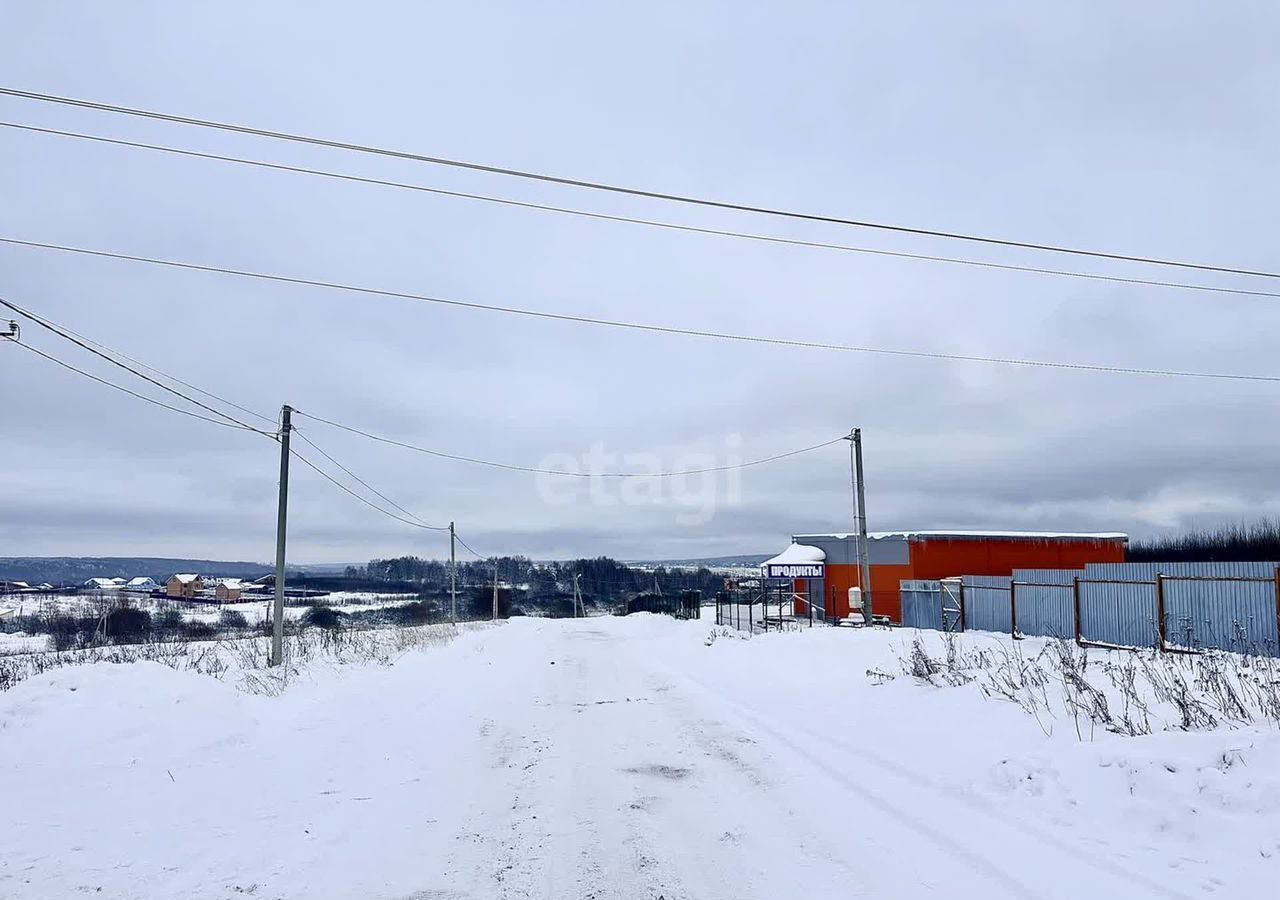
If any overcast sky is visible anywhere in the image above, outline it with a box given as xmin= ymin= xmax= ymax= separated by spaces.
xmin=2 ymin=2 xmax=1279 ymax=564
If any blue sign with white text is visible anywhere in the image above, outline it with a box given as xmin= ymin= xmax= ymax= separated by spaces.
xmin=764 ymin=563 xmax=825 ymax=579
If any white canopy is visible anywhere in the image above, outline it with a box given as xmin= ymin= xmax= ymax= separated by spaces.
xmin=760 ymin=543 xmax=826 ymax=569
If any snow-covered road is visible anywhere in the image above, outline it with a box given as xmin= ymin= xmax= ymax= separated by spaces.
xmin=2 ymin=617 xmax=1273 ymax=898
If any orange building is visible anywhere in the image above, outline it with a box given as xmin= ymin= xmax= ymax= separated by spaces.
xmin=780 ymin=531 xmax=1126 ymax=623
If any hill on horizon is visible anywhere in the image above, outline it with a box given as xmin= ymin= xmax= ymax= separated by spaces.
xmin=0 ymin=556 xmax=285 ymax=585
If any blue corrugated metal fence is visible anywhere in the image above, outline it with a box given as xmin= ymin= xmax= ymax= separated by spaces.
xmin=900 ymin=562 xmax=1280 ymax=656
xmin=961 ymin=576 xmax=1012 ymax=634
xmin=901 ymin=580 xmax=943 ymax=631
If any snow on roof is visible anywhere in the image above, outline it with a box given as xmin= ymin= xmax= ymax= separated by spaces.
xmin=761 ymin=543 xmax=826 ymax=568
xmin=219 ymin=579 xmax=244 ymax=589
xmin=794 ymin=530 xmax=1128 ymax=542
xmin=126 ymin=577 xmax=155 ymax=586
xmin=170 ymin=573 xmax=202 ymax=583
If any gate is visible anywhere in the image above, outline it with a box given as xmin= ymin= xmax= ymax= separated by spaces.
xmin=941 ymin=579 xmax=964 ymax=632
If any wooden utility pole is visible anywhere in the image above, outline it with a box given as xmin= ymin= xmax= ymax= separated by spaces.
xmin=492 ymin=558 xmax=499 ymax=620
xmin=270 ymin=405 xmax=292 ymax=667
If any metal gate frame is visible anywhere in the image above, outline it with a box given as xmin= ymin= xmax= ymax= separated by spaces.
xmin=941 ymin=579 xmax=964 ymax=633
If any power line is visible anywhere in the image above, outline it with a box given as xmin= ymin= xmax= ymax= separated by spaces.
xmin=295 ymin=411 xmax=848 ymax=476
xmin=3 ymin=235 xmax=1277 ymax=383
xmin=291 ymin=426 xmax=449 ymax=531
xmin=0 ymin=295 xmax=270 ymax=433
xmin=10 ymin=339 xmax=266 ymax=432
xmin=2 ymin=294 xmax=277 ymax=426
xmin=1 ymin=85 xmax=1274 ymax=279
xmin=5 ymin=120 xmax=1278 ymax=303
xmin=287 ymin=446 xmax=445 ymax=532
xmin=7 ymin=302 xmax=475 ymax=542
xmin=453 ymin=534 xmax=487 ymax=560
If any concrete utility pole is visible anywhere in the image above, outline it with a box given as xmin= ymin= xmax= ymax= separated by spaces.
xmin=848 ymin=428 xmax=873 ymax=624
xmin=449 ymin=521 xmax=457 ymax=623
xmin=573 ymin=574 xmax=583 ymax=618
xmin=492 ymin=558 xmax=499 ymax=620
xmin=270 ymin=405 xmax=293 ymax=667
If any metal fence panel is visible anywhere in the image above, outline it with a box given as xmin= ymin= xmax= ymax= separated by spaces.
xmin=1078 ymin=580 xmax=1159 ymax=649
xmin=1085 ymin=561 xmax=1280 ymax=580
xmin=1162 ymin=577 xmax=1279 ymax=654
xmin=1012 ymin=568 xmax=1083 ymax=585
xmin=900 ymin=580 xmax=942 ymax=630
xmin=1014 ymin=583 xmax=1078 ymax=638
xmin=960 ymin=576 xmax=1011 ymax=634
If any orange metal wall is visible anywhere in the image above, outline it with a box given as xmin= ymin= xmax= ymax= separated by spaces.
xmin=819 ymin=563 xmax=911 ymax=622
xmin=810 ymin=537 xmax=1125 ymax=623
xmin=908 ymin=537 xmax=1125 ymax=580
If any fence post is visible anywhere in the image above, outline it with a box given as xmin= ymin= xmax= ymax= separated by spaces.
xmin=1009 ymin=581 xmax=1019 ymax=640
xmin=1072 ymin=577 xmax=1083 ymax=647
xmin=1155 ymin=573 xmax=1167 ymax=652
xmin=1273 ymin=567 xmax=1279 ymax=655
xmin=959 ymin=581 xmax=966 ymax=633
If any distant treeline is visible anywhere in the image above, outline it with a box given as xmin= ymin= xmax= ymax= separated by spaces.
xmin=348 ymin=555 xmax=725 ymax=609
xmin=0 ymin=556 xmax=277 ymax=585
xmin=1128 ymin=519 xmax=1280 ymax=563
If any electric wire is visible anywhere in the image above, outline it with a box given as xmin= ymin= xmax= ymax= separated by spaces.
xmin=6 ymin=301 xmax=450 ymax=534
xmin=1 ymin=85 xmax=1274 ymax=279
xmin=3 ymin=236 xmax=1275 ymax=383
xmin=294 ymin=410 xmax=849 ymax=477
xmin=5 ymin=120 xmax=1278 ymax=302
xmin=287 ymin=446 xmax=444 ymax=532
xmin=0 ymin=295 xmax=271 ymax=433
xmin=7 ymin=305 xmax=477 ymax=542
xmin=453 ymin=534 xmax=487 ymax=560
xmin=3 ymin=295 xmax=850 ymax=557
xmin=10 ymin=339 xmax=267 ymax=432
xmin=3 ymin=296 xmax=277 ymax=426
xmin=291 ymin=426 xmax=449 ymax=530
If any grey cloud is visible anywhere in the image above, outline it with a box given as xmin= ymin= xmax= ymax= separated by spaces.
xmin=2 ymin=2 xmax=1278 ymax=562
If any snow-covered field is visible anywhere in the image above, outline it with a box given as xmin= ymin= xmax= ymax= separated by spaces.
xmin=0 ymin=592 xmax=419 ymax=648
xmin=1 ymin=617 xmax=1276 ymax=898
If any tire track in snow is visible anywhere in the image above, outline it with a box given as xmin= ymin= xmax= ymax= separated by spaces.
xmin=653 ymin=659 xmax=1195 ymax=900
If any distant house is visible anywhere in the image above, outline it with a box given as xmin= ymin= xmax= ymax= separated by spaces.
xmin=215 ymin=579 xmax=245 ymax=602
xmin=84 ymin=577 xmax=123 ymax=591
xmin=0 ymin=581 xmax=30 ymax=594
xmin=35 ymin=583 xmax=54 ymax=591
xmin=166 ymin=574 xmax=204 ymax=598
xmin=125 ymin=576 xmax=159 ymax=592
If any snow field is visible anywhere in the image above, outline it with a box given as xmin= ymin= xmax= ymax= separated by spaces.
xmin=0 ymin=592 xmax=420 ymax=653
xmin=1 ymin=617 xmax=1276 ymax=898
